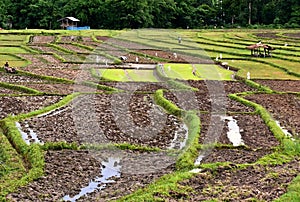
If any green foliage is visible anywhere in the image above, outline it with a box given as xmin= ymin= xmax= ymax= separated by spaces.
xmin=1 ymin=0 xmax=299 ymax=29
xmin=199 ymin=161 xmax=237 ymax=172
xmin=24 ymin=144 xmax=45 ymax=179
xmin=70 ymin=42 xmax=94 ymax=51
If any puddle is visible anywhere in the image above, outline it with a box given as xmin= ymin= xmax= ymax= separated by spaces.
xmin=168 ymin=124 xmax=188 ymax=150
xmin=37 ymin=107 xmax=68 ymax=118
xmin=189 ymin=168 xmax=202 ymax=173
xmin=194 ymin=116 xmax=243 ymax=166
xmin=194 ymin=154 xmax=205 ymax=166
xmin=63 ymin=157 xmax=121 ymax=202
xmin=275 ymin=120 xmax=295 ymax=140
xmin=16 ymin=121 xmax=44 ymax=145
xmin=221 ymin=116 xmax=244 ymax=146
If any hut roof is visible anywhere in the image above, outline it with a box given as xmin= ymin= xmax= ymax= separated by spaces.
xmin=57 ymin=17 xmax=80 ymax=22
xmin=246 ymin=44 xmax=269 ymax=50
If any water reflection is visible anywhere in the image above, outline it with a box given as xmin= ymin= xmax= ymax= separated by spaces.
xmin=63 ymin=157 xmax=121 ymax=202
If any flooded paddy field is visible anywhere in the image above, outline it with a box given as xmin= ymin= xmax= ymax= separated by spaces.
xmin=1 ymin=30 xmax=299 ymax=202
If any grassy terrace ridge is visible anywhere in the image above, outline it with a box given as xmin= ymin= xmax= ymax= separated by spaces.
xmin=0 ymin=29 xmax=299 ymax=201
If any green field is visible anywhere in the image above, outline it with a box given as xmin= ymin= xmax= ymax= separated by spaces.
xmin=98 ymin=69 xmax=158 ymax=82
xmin=163 ymin=63 xmax=233 ymax=80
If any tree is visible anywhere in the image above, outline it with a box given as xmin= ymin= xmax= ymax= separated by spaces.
xmin=1 ymin=0 xmax=299 ymax=29
xmin=103 ymin=0 xmax=154 ymax=29
xmin=150 ymin=0 xmax=177 ymax=28
xmin=0 ymin=0 xmax=11 ymax=28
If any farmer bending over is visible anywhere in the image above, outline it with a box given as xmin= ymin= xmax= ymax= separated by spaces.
xmin=3 ymin=61 xmax=16 ymax=73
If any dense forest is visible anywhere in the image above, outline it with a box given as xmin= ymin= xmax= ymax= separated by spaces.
xmin=0 ymin=0 xmax=299 ymax=29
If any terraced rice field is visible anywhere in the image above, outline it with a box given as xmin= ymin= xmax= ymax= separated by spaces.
xmin=0 ymin=29 xmax=299 ymax=202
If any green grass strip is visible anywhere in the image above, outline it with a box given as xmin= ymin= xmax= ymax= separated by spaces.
xmin=13 ymin=93 xmax=77 ymax=121
xmin=20 ymin=45 xmax=40 ymax=54
xmin=276 ymin=174 xmax=300 ymax=202
xmin=115 ymin=171 xmax=194 ymax=202
xmin=154 ymin=89 xmax=183 ymax=117
xmin=93 ymin=50 xmax=122 ymax=65
xmin=235 ymin=75 xmax=274 ymax=93
xmin=0 ymin=119 xmax=45 ymax=194
xmin=154 ymin=89 xmax=200 ymax=170
xmin=51 ymin=52 xmax=66 ymax=62
xmin=81 ymin=142 xmax=161 ymax=152
xmin=0 ymin=131 xmax=27 ymax=200
xmin=256 ymin=151 xmax=296 ymax=166
xmin=70 ymin=42 xmax=94 ymax=51
xmin=41 ymin=141 xmax=161 ymax=153
xmin=176 ymin=111 xmax=201 ymax=171
xmin=0 ymin=81 xmax=42 ymax=94
xmin=229 ymin=93 xmax=300 ymax=156
xmin=229 ymin=94 xmax=286 ymax=142
xmin=47 ymin=43 xmax=76 ymax=54
xmin=16 ymin=69 xmax=73 ymax=84
xmin=0 ymin=93 xmax=80 ymax=198
xmin=80 ymin=81 xmax=119 ymax=92
xmin=41 ymin=141 xmax=79 ymax=151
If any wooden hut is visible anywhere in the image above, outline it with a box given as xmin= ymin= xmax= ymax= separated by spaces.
xmin=57 ymin=17 xmax=80 ymax=29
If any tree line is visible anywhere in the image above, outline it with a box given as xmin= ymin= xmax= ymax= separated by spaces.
xmin=0 ymin=0 xmax=299 ymax=30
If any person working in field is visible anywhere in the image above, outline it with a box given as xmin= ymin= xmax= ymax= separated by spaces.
xmin=3 ymin=61 xmax=16 ymax=73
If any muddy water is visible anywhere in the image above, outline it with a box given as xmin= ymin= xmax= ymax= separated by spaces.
xmin=221 ymin=116 xmax=244 ymax=146
xmin=194 ymin=154 xmax=206 ymax=166
xmin=189 ymin=168 xmax=202 ymax=173
xmin=16 ymin=121 xmax=44 ymax=145
xmin=37 ymin=106 xmax=69 ymax=118
xmin=168 ymin=123 xmax=189 ymax=150
xmin=194 ymin=115 xmax=244 ymax=166
xmin=63 ymin=157 xmax=121 ymax=202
